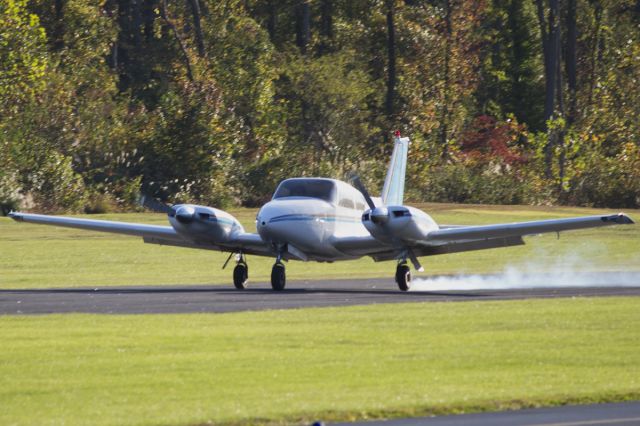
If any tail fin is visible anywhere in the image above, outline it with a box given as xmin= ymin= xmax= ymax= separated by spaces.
xmin=381 ymin=132 xmax=410 ymax=206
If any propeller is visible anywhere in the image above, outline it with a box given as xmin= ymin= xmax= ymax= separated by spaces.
xmin=139 ymin=193 xmax=174 ymax=214
xmin=349 ymin=168 xmax=424 ymax=272
xmin=140 ymin=194 xmax=197 ymax=224
xmin=349 ymin=174 xmax=389 ymax=225
xmin=349 ymin=174 xmax=375 ymax=210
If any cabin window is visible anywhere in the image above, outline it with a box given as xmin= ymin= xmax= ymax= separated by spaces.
xmin=354 ymin=193 xmax=367 ymax=211
xmin=338 ymin=198 xmax=355 ymax=209
xmin=273 ymin=179 xmax=336 ymax=202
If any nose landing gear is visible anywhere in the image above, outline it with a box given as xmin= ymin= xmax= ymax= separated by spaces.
xmin=395 ymin=261 xmax=411 ymax=291
xmin=271 ymin=262 xmax=286 ymax=291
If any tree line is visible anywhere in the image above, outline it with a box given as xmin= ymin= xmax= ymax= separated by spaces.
xmin=1 ymin=0 xmax=639 ymax=215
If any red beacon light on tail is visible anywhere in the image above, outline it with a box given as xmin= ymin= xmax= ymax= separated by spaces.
xmin=394 ymin=130 xmax=401 ymax=138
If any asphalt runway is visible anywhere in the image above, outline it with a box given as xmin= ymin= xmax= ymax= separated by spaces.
xmin=1 ymin=273 xmax=640 ymax=314
xmin=332 ymin=401 xmax=640 ymax=426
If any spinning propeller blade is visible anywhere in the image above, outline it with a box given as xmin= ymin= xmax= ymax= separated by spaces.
xmin=139 ymin=193 xmax=174 ymax=214
xmin=349 ymin=173 xmax=390 ymax=225
xmin=349 ymin=174 xmax=376 ymax=210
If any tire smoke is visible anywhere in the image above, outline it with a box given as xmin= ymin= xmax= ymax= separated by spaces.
xmin=410 ymin=251 xmax=640 ymax=291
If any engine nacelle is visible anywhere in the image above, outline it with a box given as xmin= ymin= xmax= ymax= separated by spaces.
xmin=168 ymin=204 xmax=244 ymax=243
xmin=362 ymin=205 xmax=438 ymax=244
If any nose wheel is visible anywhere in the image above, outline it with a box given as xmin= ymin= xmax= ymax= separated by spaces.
xmin=395 ymin=262 xmax=411 ymax=291
xmin=233 ymin=261 xmax=249 ymax=289
xmin=271 ymin=262 xmax=286 ymax=291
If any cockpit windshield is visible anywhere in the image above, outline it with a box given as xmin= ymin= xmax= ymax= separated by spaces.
xmin=273 ymin=179 xmax=336 ymax=202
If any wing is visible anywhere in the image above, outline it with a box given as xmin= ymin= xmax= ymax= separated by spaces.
xmin=332 ymin=213 xmax=634 ymax=261
xmin=331 ymin=233 xmax=525 ymax=261
xmin=425 ymin=213 xmax=633 ymax=243
xmin=8 ymin=212 xmax=271 ymax=256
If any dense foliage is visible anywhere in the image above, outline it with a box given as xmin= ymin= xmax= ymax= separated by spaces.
xmin=1 ymin=0 xmax=639 ymax=214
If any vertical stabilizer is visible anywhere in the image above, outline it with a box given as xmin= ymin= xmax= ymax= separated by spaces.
xmin=381 ymin=133 xmax=410 ymax=206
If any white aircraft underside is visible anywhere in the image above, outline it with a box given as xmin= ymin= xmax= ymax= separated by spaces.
xmin=9 ymin=133 xmax=635 ymax=291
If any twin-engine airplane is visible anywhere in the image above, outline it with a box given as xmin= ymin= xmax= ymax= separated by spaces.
xmin=9 ymin=132 xmax=635 ymax=291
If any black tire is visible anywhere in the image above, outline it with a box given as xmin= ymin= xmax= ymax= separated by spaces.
xmin=233 ymin=263 xmax=248 ymax=289
xmin=395 ymin=263 xmax=411 ymax=291
xmin=271 ymin=263 xmax=286 ymax=291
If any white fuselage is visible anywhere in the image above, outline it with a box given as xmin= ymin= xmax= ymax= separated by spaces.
xmin=257 ymin=197 xmax=369 ymax=260
xmin=256 ymin=179 xmax=370 ymax=261
xmin=255 ymin=178 xmax=438 ymax=261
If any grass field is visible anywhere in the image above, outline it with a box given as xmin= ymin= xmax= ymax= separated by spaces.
xmin=1 ymin=203 xmax=639 ymax=425
xmin=1 ymin=298 xmax=639 ymax=425
xmin=1 ymin=203 xmax=639 ymax=288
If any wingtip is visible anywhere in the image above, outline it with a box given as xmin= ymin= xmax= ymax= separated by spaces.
xmin=621 ymin=213 xmax=635 ymax=225
xmin=600 ymin=213 xmax=634 ymax=225
xmin=7 ymin=211 xmax=22 ymax=221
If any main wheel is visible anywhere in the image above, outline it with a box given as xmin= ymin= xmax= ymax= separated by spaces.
xmin=233 ymin=263 xmax=249 ymax=289
xmin=271 ymin=262 xmax=286 ymax=291
xmin=395 ymin=263 xmax=411 ymax=291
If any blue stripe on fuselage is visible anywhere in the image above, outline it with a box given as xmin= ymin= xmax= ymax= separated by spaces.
xmin=206 ymin=217 xmax=236 ymax=226
xmin=269 ymin=214 xmax=361 ymax=224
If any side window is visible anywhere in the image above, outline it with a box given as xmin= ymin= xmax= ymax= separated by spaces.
xmin=355 ymin=201 xmax=365 ymax=211
xmin=338 ymin=198 xmax=355 ymax=209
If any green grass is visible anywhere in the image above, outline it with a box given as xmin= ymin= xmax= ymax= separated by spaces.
xmin=1 ymin=203 xmax=639 ymax=288
xmin=1 ymin=298 xmax=639 ymax=425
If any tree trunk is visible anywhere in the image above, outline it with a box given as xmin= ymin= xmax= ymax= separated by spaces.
xmin=385 ymin=0 xmax=396 ymax=118
xmin=53 ymin=0 xmax=65 ymax=51
xmin=187 ymin=0 xmax=206 ymax=57
xmin=159 ymin=0 xmax=194 ymax=81
xmin=508 ymin=0 xmax=523 ymax=119
xmin=319 ymin=0 xmax=333 ymax=55
xmin=565 ymin=0 xmax=577 ymax=125
xmin=556 ymin=42 xmax=566 ymax=186
xmin=296 ymin=0 xmax=311 ymax=54
xmin=132 ymin=0 xmax=142 ymax=47
xmin=114 ymin=0 xmax=131 ymax=89
xmin=295 ymin=0 xmax=312 ymax=153
xmin=541 ymin=0 xmax=560 ymax=125
xmin=143 ymin=0 xmax=156 ymax=42
xmin=536 ymin=0 xmax=561 ymax=178
xmin=439 ymin=0 xmax=452 ymax=154
xmin=587 ymin=3 xmax=603 ymax=106
xmin=266 ymin=0 xmax=277 ymax=42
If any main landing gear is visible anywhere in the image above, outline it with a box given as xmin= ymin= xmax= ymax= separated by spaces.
xmin=229 ymin=252 xmax=286 ymax=291
xmin=395 ymin=261 xmax=412 ymax=291
xmin=233 ymin=256 xmax=249 ymax=290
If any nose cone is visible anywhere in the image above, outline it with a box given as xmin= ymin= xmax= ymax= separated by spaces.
xmin=175 ymin=205 xmax=195 ymax=224
xmin=256 ymin=202 xmax=282 ymax=242
xmin=257 ymin=199 xmax=327 ymax=249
